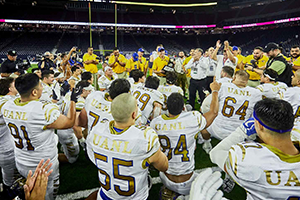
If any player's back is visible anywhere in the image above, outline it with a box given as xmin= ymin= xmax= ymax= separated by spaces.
xmin=158 ymin=84 xmax=183 ymax=114
xmin=256 ymin=82 xmax=287 ymax=99
xmin=158 ymin=84 xmax=183 ymax=97
xmin=131 ymin=86 xmax=164 ymax=124
xmin=40 ymin=81 xmax=53 ymax=102
xmin=213 ymin=82 xmax=260 ymax=138
xmin=0 ymin=95 xmax=15 ymax=147
xmin=89 ymin=121 xmax=159 ymax=200
xmin=279 ymin=87 xmax=300 ymax=118
xmin=150 ymin=111 xmax=206 ymax=175
xmin=130 ymin=82 xmax=144 ymax=93
xmin=226 ymin=141 xmax=300 ymax=200
xmin=85 ymin=91 xmax=113 ymax=131
xmin=1 ymin=98 xmax=59 ymax=165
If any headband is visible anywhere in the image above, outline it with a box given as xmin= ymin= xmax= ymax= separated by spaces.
xmin=253 ymin=110 xmax=292 ymax=133
xmin=263 ymin=73 xmax=276 ymax=81
xmin=83 ymin=85 xmax=94 ymax=91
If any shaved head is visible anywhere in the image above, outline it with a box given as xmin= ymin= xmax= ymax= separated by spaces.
xmin=234 ymin=70 xmax=249 ymax=81
xmin=111 ymin=93 xmax=137 ymax=123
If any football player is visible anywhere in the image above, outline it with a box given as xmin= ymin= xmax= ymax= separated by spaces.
xmin=158 ymin=71 xmax=184 ymax=115
xmin=131 ymin=76 xmax=164 ymax=124
xmin=201 ymin=66 xmax=234 ymax=114
xmin=202 ymin=70 xmax=261 ymax=141
xmin=210 ymin=98 xmax=300 ymax=199
xmin=150 ymin=79 xmax=220 ymax=198
xmin=256 ymin=68 xmax=287 ymax=99
xmin=68 ymin=65 xmax=82 ymax=89
xmin=98 ymin=66 xmax=117 ymax=92
xmin=52 ymin=72 xmax=65 ymax=105
xmin=0 ymin=78 xmax=19 ymax=199
xmin=87 ymin=93 xmax=168 ymax=200
xmin=77 ymin=79 xmax=143 ymax=162
xmin=40 ymin=70 xmax=55 ymax=102
xmin=1 ymin=73 xmax=78 ymax=200
xmin=279 ymin=69 xmax=300 ymax=140
xmin=129 ymin=69 xmax=145 ymax=92
xmin=57 ymin=81 xmax=93 ymax=164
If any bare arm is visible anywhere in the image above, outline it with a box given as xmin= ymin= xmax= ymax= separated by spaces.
xmin=212 ymin=40 xmax=221 ymax=61
xmin=92 ymin=59 xmax=99 ymax=65
xmin=152 ymin=102 xmax=162 ymax=120
xmin=118 ymin=60 xmax=126 ymax=67
xmin=224 ymin=41 xmax=236 ymax=63
xmin=245 ymin=65 xmax=265 ymax=75
xmin=292 ymin=64 xmax=300 ymax=71
xmin=148 ymin=149 xmax=168 ymax=172
xmin=203 ymin=78 xmax=221 ymax=128
xmin=76 ymin=108 xmax=88 ymax=128
xmin=61 ymin=47 xmax=76 ymax=66
xmin=40 ymin=60 xmax=45 ymax=69
xmin=46 ymin=101 xmax=76 ymax=129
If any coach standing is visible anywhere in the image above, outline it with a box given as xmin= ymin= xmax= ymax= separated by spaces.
xmin=83 ymin=47 xmax=99 ymax=87
xmin=153 ymin=47 xmax=170 ymax=85
xmin=184 ymin=48 xmax=210 ymax=110
xmin=108 ymin=47 xmax=127 ymax=79
xmin=0 ymin=50 xmax=18 ymax=78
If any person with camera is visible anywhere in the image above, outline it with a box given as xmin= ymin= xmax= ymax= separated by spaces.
xmin=38 ymin=52 xmax=56 ymax=71
xmin=0 ymin=50 xmax=19 ymax=78
xmin=242 ymin=46 xmax=269 ymax=87
xmin=245 ymin=43 xmax=293 ymax=87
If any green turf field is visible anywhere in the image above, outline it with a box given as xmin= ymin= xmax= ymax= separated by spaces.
xmin=58 ymin=138 xmax=246 ymax=200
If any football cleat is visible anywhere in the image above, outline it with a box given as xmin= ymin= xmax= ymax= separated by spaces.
xmin=159 ymin=186 xmax=180 ymax=200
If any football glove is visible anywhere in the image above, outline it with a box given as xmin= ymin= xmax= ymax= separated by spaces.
xmin=60 ymin=81 xmax=70 ymax=96
xmin=189 ymin=168 xmax=225 ymax=200
xmin=71 ymin=86 xmax=83 ymax=103
xmin=242 ymin=117 xmax=257 ymax=136
xmin=52 ymin=90 xmax=58 ymax=100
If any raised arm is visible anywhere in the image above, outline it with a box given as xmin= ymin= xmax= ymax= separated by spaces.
xmin=46 ymin=88 xmax=81 ymax=129
xmin=203 ymin=77 xmax=221 ymax=128
xmin=211 ymin=40 xmax=221 ymax=61
xmin=224 ymin=41 xmax=236 ymax=64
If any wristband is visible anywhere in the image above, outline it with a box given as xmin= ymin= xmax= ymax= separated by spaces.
xmin=212 ymin=90 xmax=219 ymax=93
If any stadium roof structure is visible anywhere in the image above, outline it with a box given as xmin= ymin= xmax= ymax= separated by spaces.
xmin=0 ymin=0 xmax=299 ymax=28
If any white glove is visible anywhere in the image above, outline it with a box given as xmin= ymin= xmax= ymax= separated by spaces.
xmin=189 ymin=168 xmax=227 ymax=200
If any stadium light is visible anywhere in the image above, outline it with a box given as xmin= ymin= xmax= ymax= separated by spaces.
xmin=98 ymin=1 xmax=217 ymax=7
xmin=0 ymin=19 xmax=216 ymax=29
xmin=223 ymin=17 xmax=300 ymax=29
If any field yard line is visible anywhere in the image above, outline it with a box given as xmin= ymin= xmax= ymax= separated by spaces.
xmin=56 ymin=167 xmax=220 ymax=200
